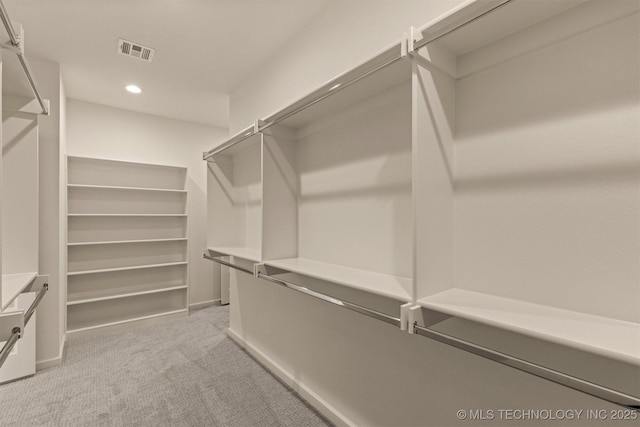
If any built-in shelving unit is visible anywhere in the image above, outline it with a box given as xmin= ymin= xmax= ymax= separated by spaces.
xmin=204 ymin=0 xmax=640 ymax=409
xmin=206 ymin=130 xmax=263 ymax=263
xmin=205 ymin=47 xmax=413 ymax=311
xmin=410 ymin=0 xmax=640 ymax=388
xmin=67 ymin=156 xmax=189 ymax=338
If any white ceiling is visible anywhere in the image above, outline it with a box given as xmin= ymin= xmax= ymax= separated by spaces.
xmin=2 ymin=0 xmax=331 ymax=128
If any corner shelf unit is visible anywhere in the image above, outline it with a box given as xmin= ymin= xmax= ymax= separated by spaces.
xmin=66 ymin=156 xmax=189 ymax=338
xmin=204 ymin=0 xmax=640 ymax=409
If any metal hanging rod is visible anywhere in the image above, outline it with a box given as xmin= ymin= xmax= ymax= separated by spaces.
xmin=0 ymin=327 xmax=21 ymax=368
xmin=0 ymin=0 xmax=49 ymax=116
xmin=24 ymin=283 xmax=48 ymax=325
xmin=260 ymin=53 xmax=404 ymax=132
xmin=0 ymin=282 xmax=47 ymax=369
xmin=256 ymin=270 xmax=401 ymax=327
xmin=203 ymin=125 xmax=256 ymax=160
xmin=413 ymin=323 xmax=640 ymax=411
xmin=203 ymin=253 xmax=254 ymax=275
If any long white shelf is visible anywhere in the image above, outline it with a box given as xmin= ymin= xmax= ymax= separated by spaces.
xmin=67 ymin=285 xmax=188 ymax=306
xmin=264 ymin=257 xmax=412 ymax=302
xmin=418 ymin=288 xmax=640 ymax=366
xmin=66 ymin=309 xmax=188 ymax=334
xmin=68 ymin=184 xmax=187 ymax=193
xmin=68 ymin=261 xmax=188 ymax=276
xmin=68 ymin=238 xmax=187 ymax=247
xmin=208 ymin=246 xmax=261 ymax=263
xmin=1 ymin=272 xmax=38 ymax=311
xmin=68 ymin=214 xmax=187 ymax=217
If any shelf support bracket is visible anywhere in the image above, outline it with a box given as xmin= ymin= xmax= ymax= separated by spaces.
xmin=405 ymin=305 xmax=452 ymax=334
xmin=400 ymin=302 xmax=413 ymax=331
xmin=254 ymin=263 xmax=288 ymax=279
xmin=202 ymin=151 xmax=215 ymax=163
xmin=0 ymin=311 xmax=24 ymax=341
xmin=402 ymin=27 xmax=416 ymax=57
xmin=203 ymin=251 xmax=254 ymax=275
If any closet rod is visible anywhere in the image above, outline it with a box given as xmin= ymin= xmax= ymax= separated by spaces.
xmin=203 ymin=254 xmax=254 ymax=275
xmin=203 ymin=126 xmax=256 ymax=160
xmin=413 ymin=324 xmax=640 ymax=410
xmin=259 ymin=53 xmax=404 ymax=131
xmin=24 ymin=283 xmax=48 ymax=326
xmin=257 ymin=272 xmax=401 ymax=327
xmin=0 ymin=0 xmax=49 ymax=116
xmin=413 ymin=0 xmax=515 ymax=51
xmin=0 ymin=327 xmax=20 ymax=369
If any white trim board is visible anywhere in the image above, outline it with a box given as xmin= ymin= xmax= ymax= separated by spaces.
xmin=189 ymin=299 xmax=221 ymax=311
xmin=227 ymin=327 xmax=354 ymax=427
xmin=36 ymin=334 xmax=66 ymax=371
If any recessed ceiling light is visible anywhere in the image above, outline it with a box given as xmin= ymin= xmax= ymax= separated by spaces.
xmin=125 ymin=84 xmax=142 ymax=94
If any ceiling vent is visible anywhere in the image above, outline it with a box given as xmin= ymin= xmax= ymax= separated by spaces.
xmin=117 ymin=38 xmax=155 ymax=62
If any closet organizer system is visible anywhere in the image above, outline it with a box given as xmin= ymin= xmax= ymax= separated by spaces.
xmin=0 ymin=0 xmax=49 ymax=376
xmin=204 ymin=0 xmax=640 ymax=410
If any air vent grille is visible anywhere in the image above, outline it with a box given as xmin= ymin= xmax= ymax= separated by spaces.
xmin=117 ymin=38 xmax=155 ymax=63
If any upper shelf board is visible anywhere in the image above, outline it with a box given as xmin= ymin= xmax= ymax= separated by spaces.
xmin=208 ymin=247 xmax=261 ymax=263
xmin=419 ymin=288 xmax=640 ymax=366
xmin=204 ymin=126 xmax=261 ymax=158
xmin=416 ymin=0 xmax=588 ymax=56
xmin=1 ymin=272 xmax=38 ymax=311
xmin=68 ymin=184 xmax=187 ymax=193
xmin=261 ymin=42 xmax=410 ymax=131
xmin=265 ymin=257 xmax=412 ymax=303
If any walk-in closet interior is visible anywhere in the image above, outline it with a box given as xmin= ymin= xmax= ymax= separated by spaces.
xmin=1 ymin=0 xmax=638 ymax=425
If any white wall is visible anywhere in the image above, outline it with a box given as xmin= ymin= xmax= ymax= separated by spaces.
xmin=452 ymin=6 xmax=640 ymax=322
xmin=66 ymin=99 xmax=228 ymax=307
xmin=230 ymin=0 xmax=467 ymax=134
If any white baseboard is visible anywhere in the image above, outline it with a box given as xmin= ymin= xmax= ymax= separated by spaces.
xmin=36 ymin=333 xmax=66 ymax=371
xmin=227 ymin=328 xmax=353 ymax=427
xmin=189 ymin=299 xmax=221 ymax=311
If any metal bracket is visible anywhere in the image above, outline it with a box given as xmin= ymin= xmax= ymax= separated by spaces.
xmin=404 ymin=305 xmax=452 ymax=334
xmin=253 ymin=263 xmax=289 ymax=278
xmin=205 ymin=249 xmax=226 ymax=259
xmin=253 ymin=119 xmax=265 ymax=133
xmin=401 ymin=27 xmax=416 ymax=57
xmin=409 ymin=27 xmax=417 ymax=54
xmin=204 ymin=251 xmax=254 ymax=275
xmin=400 ymin=302 xmax=413 ymax=331
xmin=0 ymin=22 xmax=23 ymax=54
xmin=202 ymin=151 xmax=215 ymax=162
xmin=0 ymin=310 xmax=24 ymax=340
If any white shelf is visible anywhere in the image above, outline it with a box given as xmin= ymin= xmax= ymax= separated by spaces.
xmin=208 ymin=246 xmax=261 ymax=263
xmin=66 ymin=309 xmax=188 ymax=334
xmin=265 ymin=258 xmax=412 ymax=302
xmin=68 ymin=238 xmax=187 ymax=247
xmin=68 ymin=261 xmax=188 ymax=276
xmin=67 ymin=285 xmax=187 ymax=306
xmin=68 ymin=214 xmax=187 ymax=217
xmin=418 ymin=289 xmax=640 ymax=366
xmin=1 ymin=272 xmax=38 ymax=311
xmin=68 ymin=184 xmax=187 ymax=193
